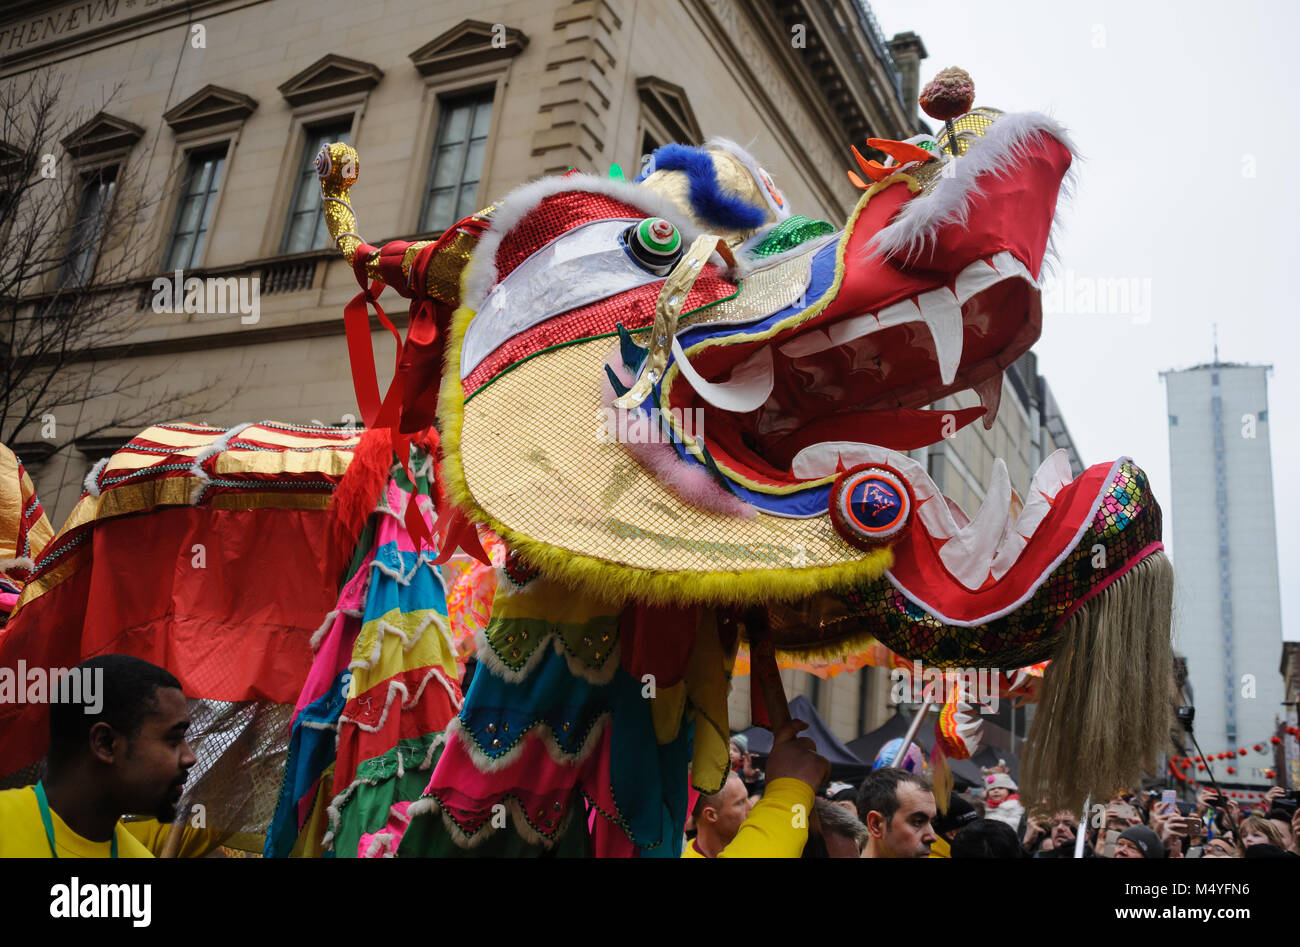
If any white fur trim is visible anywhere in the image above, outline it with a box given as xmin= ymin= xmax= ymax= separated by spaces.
xmin=868 ymin=112 xmax=1079 ymax=276
xmin=309 ymin=607 xmax=365 ymax=651
xmin=412 ymin=791 xmax=578 ymax=851
xmin=0 ymin=556 xmax=35 ymax=577
xmin=461 ymin=173 xmax=726 ymax=311
xmin=441 ymin=711 xmax=610 ymax=777
xmin=338 ymin=665 xmax=459 ymax=734
xmin=83 ymin=457 xmax=110 ymax=498
xmin=188 ymin=420 xmax=256 ymax=505
xmin=346 ymin=610 xmax=448 ymax=672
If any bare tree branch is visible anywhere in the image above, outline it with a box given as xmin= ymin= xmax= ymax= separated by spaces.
xmin=0 ymin=69 xmax=241 ymax=459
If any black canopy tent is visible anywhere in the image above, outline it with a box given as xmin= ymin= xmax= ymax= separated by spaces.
xmin=735 ymin=695 xmax=872 ymax=783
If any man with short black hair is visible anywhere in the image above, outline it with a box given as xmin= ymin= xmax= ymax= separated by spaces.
xmin=856 ymin=768 xmax=937 ymax=858
xmin=0 ymin=654 xmax=195 ymax=857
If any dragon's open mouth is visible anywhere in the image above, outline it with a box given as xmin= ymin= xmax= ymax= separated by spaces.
xmin=667 ymin=250 xmax=1041 ymax=492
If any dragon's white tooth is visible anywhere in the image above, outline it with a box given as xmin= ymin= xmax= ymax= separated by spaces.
xmin=973 ymin=372 xmax=1004 ymax=430
xmin=670 ymin=339 xmax=774 ymax=413
xmin=939 ymin=458 xmax=1011 ymax=590
xmin=877 ymin=296 xmax=920 ymax=327
xmin=828 ymin=311 xmax=880 ymax=346
xmin=954 ymin=256 xmax=1002 ymax=302
xmin=1029 ymin=448 xmax=1074 ymax=499
xmin=916 ymin=287 xmax=963 ymax=386
xmin=989 ymin=250 xmax=1017 ymax=275
xmin=778 ymin=330 xmax=836 ymax=358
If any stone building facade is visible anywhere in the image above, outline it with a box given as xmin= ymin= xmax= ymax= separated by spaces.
xmin=2 ymin=0 xmax=1081 ymax=748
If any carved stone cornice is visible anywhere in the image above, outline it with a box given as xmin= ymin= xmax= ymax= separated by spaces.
xmin=60 ymin=112 xmax=144 ymax=161
xmin=163 ymin=84 xmax=258 ymax=135
xmin=409 ymin=19 xmax=528 ymax=76
xmin=278 ymin=54 xmax=383 ymax=108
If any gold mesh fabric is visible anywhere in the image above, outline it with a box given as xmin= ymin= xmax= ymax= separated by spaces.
xmin=937 ymin=107 xmax=1003 ymax=156
xmin=677 ymin=251 xmax=813 ymax=331
xmin=909 ymin=107 xmax=1005 ymax=192
xmin=459 ymin=337 xmax=869 ymax=573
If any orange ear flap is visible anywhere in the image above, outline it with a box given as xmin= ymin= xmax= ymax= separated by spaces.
xmin=867 ymin=137 xmax=938 ymax=167
xmin=847 ymin=169 xmax=871 ymax=190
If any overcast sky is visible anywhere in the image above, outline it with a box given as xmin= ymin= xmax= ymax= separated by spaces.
xmin=870 ymin=0 xmax=1299 ymax=643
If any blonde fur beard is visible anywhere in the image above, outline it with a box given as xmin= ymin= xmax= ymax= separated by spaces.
xmin=1020 ymin=550 xmax=1175 ymax=812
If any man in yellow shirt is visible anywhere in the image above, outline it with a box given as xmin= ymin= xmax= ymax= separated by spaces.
xmin=0 ymin=654 xmax=195 ymax=858
xmin=683 ymin=719 xmax=829 ymax=857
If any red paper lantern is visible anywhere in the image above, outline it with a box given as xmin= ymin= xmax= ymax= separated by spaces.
xmin=1272 ymin=736 xmax=1283 ymax=745
xmin=1194 ymin=756 xmax=1202 ymax=763
xmin=1226 ymin=766 xmax=1236 ymax=774
xmin=1238 ymin=748 xmax=1247 ymax=756
xmin=1254 ymin=744 xmax=1264 ymax=752
xmin=1197 ymin=763 xmax=1206 ymax=770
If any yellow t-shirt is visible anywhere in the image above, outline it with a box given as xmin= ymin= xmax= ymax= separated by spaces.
xmin=682 ymin=778 xmax=814 ymax=858
xmin=0 ymin=786 xmax=154 ymax=858
xmin=122 ymin=818 xmax=225 ymax=858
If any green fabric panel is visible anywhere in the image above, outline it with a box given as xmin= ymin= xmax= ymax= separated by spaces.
xmin=332 ymin=733 xmax=443 ymax=858
xmin=485 ymin=614 xmax=619 ymax=675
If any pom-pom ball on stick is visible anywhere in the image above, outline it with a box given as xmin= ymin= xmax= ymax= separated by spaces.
xmin=919 ymin=66 xmax=975 ymax=157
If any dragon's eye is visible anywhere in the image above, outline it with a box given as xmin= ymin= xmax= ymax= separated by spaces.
xmin=622 ymin=217 xmax=682 ymax=275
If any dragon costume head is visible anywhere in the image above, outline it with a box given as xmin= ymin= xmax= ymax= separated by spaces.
xmin=310 ymin=80 xmax=1171 ymax=843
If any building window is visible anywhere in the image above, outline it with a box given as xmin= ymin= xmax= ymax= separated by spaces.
xmin=420 ymin=92 xmax=492 ymax=234
xmin=164 ymin=147 xmax=226 ymax=271
xmin=281 ymin=121 xmax=352 ymax=254
xmin=58 ymin=166 xmax=116 ymax=288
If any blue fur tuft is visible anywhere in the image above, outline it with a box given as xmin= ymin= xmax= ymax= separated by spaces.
xmin=635 ymin=144 xmax=767 ymax=231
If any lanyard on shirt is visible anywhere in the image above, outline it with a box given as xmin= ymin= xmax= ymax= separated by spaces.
xmin=34 ymin=781 xmax=117 ymax=859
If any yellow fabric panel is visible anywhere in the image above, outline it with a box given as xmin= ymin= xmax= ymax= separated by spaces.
xmin=686 ymin=609 xmax=731 ymax=795
xmin=0 ymin=444 xmax=53 ymax=562
xmin=214 ymin=447 xmax=353 ymax=477
xmin=490 ymin=570 xmax=622 ymax=626
xmin=290 ymin=764 xmax=335 ymax=858
xmin=349 ymin=606 xmax=457 ymax=696
xmin=650 ymin=681 xmax=686 ymax=745
xmin=0 ymin=787 xmax=153 ymax=858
